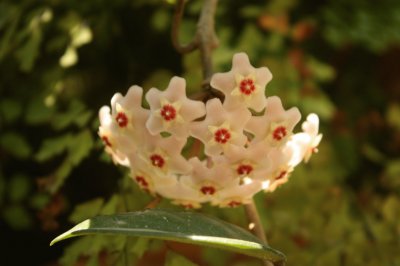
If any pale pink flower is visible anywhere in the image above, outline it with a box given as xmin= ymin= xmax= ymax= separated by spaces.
xmin=146 ymin=77 xmax=206 ymax=139
xmin=246 ymin=96 xmax=301 ymax=147
xmin=191 ymin=98 xmax=251 ymax=156
xmin=98 ymin=85 xmax=150 ymax=162
xmin=179 ymin=158 xmax=235 ymax=199
xmin=211 ymin=52 xmax=272 ymax=112
xmin=98 ymin=106 xmax=130 ymax=166
xmin=214 ymin=144 xmax=271 ymax=181
xmin=291 ymin=113 xmax=323 ymax=163
xmin=262 ymin=147 xmax=296 ymax=192
xmin=212 ymin=178 xmax=262 ymax=208
xmin=98 ymin=52 xmax=322 ymax=208
xmin=157 ymin=180 xmax=205 ymax=209
xmin=133 ymin=135 xmax=192 ymax=175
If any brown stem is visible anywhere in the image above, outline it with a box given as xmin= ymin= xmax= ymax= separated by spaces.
xmin=196 ymin=0 xmax=219 ymax=81
xmin=245 ymin=199 xmax=275 ymax=266
xmin=172 ymin=0 xmax=219 ymax=86
xmin=171 ymin=0 xmax=199 ymax=53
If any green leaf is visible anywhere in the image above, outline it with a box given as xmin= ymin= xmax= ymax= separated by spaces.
xmin=69 ymin=198 xmax=104 ymax=223
xmin=2 ymin=204 xmax=33 ymax=230
xmin=8 ymin=174 xmax=31 ymax=203
xmin=0 ymin=131 xmax=32 ymax=159
xmin=34 ymin=134 xmax=72 ymax=162
xmin=0 ymin=98 xmax=23 ymax=123
xmin=50 ymin=209 xmax=286 ymax=264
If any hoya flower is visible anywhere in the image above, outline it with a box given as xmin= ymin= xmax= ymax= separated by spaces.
xmin=156 ymin=178 xmax=205 ymax=209
xmin=291 ymin=113 xmax=323 ymax=163
xmin=180 ymin=158 xmax=235 ymax=199
xmin=214 ymin=144 xmax=271 ymax=181
xmin=211 ymin=52 xmax=272 ymax=112
xmin=212 ymin=178 xmax=262 ymax=208
xmin=98 ymin=85 xmax=150 ymax=161
xmin=262 ymin=146 xmax=296 ymax=192
xmin=146 ymin=77 xmax=206 ymax=139
xmin=135 ymin=135 xmax=192 ymax=175
xmin=191 ymin=98 xmax=251 ymax=156
xmin=246 ymin=96 xmax=301 ymax=147
xmin=98 ymin=52 xmax=322 ymax=208
xmin=129 ymin=153 xmax=180 ymax=196
xmin=98 ymin=106 xmax=130 ymax=166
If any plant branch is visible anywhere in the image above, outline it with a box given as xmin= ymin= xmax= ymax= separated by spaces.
xmin=171 ymin=0 xmax=199 ymax=53
xmin=245 ymin=199 xmax=275 ymax=266
xmin=172 ymin=0 xmax=219 ymax=86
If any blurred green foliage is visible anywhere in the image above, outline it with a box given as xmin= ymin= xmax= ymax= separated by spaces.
xmin=1 ymin=0 xmax=400 ymax=265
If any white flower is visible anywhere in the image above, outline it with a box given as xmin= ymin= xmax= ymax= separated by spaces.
xmin=214 ymin=144 xmax=271 ymax=181
xmin=211 ymin=52 xmax=272 ymax=112
xmin=190 ymin=98 xmax=251 ymax=156
xmin=246 ymin=96 xmax=301 ymax=147
xmin=98 ymin=53 xmax=322 ymax=208
xmin=146 ymin=77 xmax=206 ymax=139
xmin=98 ymin=85 xmax=150 ymax=166
xmin=291 ymin=113 xmax=323 ymax=163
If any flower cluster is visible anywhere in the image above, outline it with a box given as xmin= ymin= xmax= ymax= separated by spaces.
xmin=98 ymin=53 xmax=322 ymax=208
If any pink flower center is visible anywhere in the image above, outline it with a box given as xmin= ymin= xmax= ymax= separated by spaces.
xmin=101 ymin=136 xmax=112 ymax=147
xmin=214 ymin=128 xmax=231 ymax=144
xmin=228 ymin=201 xmax=241 ymax=207
xmin=275 ymin=170 xmax=287 ymax=180
xmin=272 ymin=126 xmax=287 ymax=141
xmin=116 ymin=112 xmax=128 ymax=128
xmin=237 ymin=164 xmax=253 ymax=175
xmin=239 ymin=78 xmax=256 ymax=95
xmin=135 ymin=176 xmax=148 ymax=188
xmin=182 ymin=203 xmax=194 ymax=209
xmin=200 ymin=186 xmax=216 ymax=195
xmin=150 ymin=154 xmax=165 ymax=168
xmin=160 ymin=104 xmax=177 ymax=121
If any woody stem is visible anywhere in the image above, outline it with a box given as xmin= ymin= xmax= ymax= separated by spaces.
xmin=172 ymin=0 xmax=219 ymax=93
xmin=245 ymin=199 xmax=275 ymax=266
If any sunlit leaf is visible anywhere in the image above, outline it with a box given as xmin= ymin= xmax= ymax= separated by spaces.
xmin=51 ymin=209 xmax=286 ymax=264
xmin=59 ymin=45 xmax=77 ymax=68
xmin=35 ymin=134 xmax=73 ymax=162
xmin=70 ymin=24 xmax=92 ymax=47
xmin=69 ymin=198 xmax=104 ymax=223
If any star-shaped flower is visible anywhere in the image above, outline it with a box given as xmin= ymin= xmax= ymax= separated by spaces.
xmin=211 ymin=178 xmax=262 ymax=208
xmin=99 ymin=85 xmax=150 ymax=165
xmin=211 ymin=52 xmax=272 ymax=112
xmin=134 ymin=135 xmax=192 ymax=175
xmin=179 ymin=158 xmax=235 ymax=199
xmin=190 ymin=98 xmax=251 ymax=156
xmin=246 ymin=96 xmax=301 ymax=147
xmin=98 ymin=106 xmax=130 ymax=166
xmin=262 ymin=147 xmax=295 ymax=192
xmin=214 ymin=144 xmax=271 ymax=181
xmin=146 ymin=77 xmax=206 ymax=139
xmin=291 ymin=113 xmax=323 ymax=163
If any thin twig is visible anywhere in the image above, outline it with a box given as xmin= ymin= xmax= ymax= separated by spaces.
xmin=245 ymin=199 xmax=275 ymax=266
xmin=171 ymin=0 xmax=199 ymax=53
xmin=196 ymin=0 xmax=219 ymax=81
xmin=145 ymin=195 xmax=162 ymax=209
xmin=172 ymin=0 xmax=219 ymax=88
